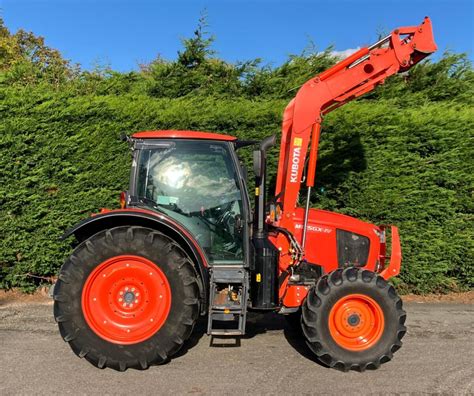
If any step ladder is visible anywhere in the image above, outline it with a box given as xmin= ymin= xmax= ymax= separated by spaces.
xmin=207 ymin=265 xmax=249 ymax=336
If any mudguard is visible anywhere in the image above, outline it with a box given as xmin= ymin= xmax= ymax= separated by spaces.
xmin=62 ymin=207 xmax=209 ymax=313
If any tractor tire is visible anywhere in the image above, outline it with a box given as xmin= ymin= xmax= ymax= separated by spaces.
xmin=53 ymin=226 xmax=200 ymax=371
xmin=301 ymin=267 xmax=406 ymax=371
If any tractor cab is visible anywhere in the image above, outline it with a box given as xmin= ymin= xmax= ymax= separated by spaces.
xmin=128 ymin=130 xmax=251 ymax=266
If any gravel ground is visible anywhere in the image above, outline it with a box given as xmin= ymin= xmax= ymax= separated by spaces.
xmin=0 ymin=297 xmax=473 ymax=395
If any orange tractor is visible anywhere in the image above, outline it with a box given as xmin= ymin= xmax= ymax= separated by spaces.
xmin=54 ymin=18 xmax=436 ymax=371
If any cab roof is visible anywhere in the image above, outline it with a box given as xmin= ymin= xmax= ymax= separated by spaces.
xmin=132 ymin=130 xmax=237 ymax=141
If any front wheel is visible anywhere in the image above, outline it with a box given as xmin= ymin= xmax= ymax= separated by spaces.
xmin=54 ymin=226 xmax=200 ymax=371
xmin=301 ymin=267 xmax=406 ymax=371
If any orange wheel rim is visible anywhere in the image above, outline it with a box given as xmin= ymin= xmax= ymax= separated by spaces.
xmin=329 ymin=294 xmax=384 ymax=351
xmin=81 ymin=255 xmax=171 ymax=345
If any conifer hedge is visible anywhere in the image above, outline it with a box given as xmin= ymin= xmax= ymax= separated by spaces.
xmin=0 ymin=18 xmax=472 ymax=292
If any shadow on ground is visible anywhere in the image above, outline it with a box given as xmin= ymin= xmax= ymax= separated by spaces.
xmin=173 ymin=311 xmax=325 ymax=367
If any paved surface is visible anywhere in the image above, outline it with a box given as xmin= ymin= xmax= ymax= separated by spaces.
xmin=1 ymin=299 xmax=473 ymax=395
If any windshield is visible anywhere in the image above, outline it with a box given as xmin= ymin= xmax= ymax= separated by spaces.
xmin=135 ymin=140 xmax=244 ymax=263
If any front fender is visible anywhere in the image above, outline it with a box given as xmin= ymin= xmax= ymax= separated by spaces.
xmin=380 ymin=226 xmax=402 ymax=280
xmin=63 ymin=207 xmax=209 ymax=314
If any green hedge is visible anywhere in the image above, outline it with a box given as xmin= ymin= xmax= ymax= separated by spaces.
xmin=1 ymin=18 xmax=472 ymax=292
xmin=0 ymin=87 xmax=472 ymax=292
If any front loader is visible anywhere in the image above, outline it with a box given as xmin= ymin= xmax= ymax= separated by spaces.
xmin=54 ymin=18 xmax=437 ymax=371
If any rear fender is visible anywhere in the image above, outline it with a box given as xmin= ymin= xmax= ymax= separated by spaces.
xmin=62 ymin=208 xmax=209 ymax=314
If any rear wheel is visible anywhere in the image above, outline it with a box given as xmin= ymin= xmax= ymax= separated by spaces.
xmin=301 ymin=267 xmax=406 ymax=371
xmin=54 ymin=226 xmax=200 ymax=371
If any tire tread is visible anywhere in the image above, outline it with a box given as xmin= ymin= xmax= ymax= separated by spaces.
xmin=301 ymin=267 xmax=406 ymax=371
xmin=54 ymin=226 xmax=200 ymax=371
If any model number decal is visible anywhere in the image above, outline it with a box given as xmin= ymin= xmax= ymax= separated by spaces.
xmin=295 ymin=223 xmax=332 ymax=233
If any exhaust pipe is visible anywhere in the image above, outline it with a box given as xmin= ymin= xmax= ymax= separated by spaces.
xmin=253 ymin=135 xmax=276 ymax=238
xmin=251 ymin=135 xmax=279 ymax=310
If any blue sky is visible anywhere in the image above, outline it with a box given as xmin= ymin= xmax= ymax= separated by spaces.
xmin=3 ymin=0 xmax=473 ymax=71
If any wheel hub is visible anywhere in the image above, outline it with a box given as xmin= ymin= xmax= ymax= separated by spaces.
xmin=328 ymin=294 xmax=385 ymax=351
xmin=347 ymin=313 xmax=360 ymax=327
xmin=122 ymin=289 xmax=137 ymax=305
xmin=81 ymin=255 xmax=171 ymax=345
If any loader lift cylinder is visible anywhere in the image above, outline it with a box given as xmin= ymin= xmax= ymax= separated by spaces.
xmin=302 ymin=122 xmax=321 ymax=248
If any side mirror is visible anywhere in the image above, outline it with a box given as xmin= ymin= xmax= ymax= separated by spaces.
xmin=120 ymin=133 xmax=131 ymax=142
xmin=253 ymin=150 xmax=263 ymax=179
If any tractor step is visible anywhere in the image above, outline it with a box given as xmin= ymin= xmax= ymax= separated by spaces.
xmin=207 ymin=265 xmax=249 ymax=336
xmin=208 ymin=330 xmax=244 ymax=336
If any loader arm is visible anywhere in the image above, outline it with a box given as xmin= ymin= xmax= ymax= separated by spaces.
xmin=274 ymin=17 xmax=437 ymax=237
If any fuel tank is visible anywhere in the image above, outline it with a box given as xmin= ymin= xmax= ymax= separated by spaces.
xmin=250 ymin=237 xmax=279 ymax=309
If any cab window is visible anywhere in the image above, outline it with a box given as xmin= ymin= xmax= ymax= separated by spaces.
xmin=136 ymin=140 xmax=244 ymax=263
